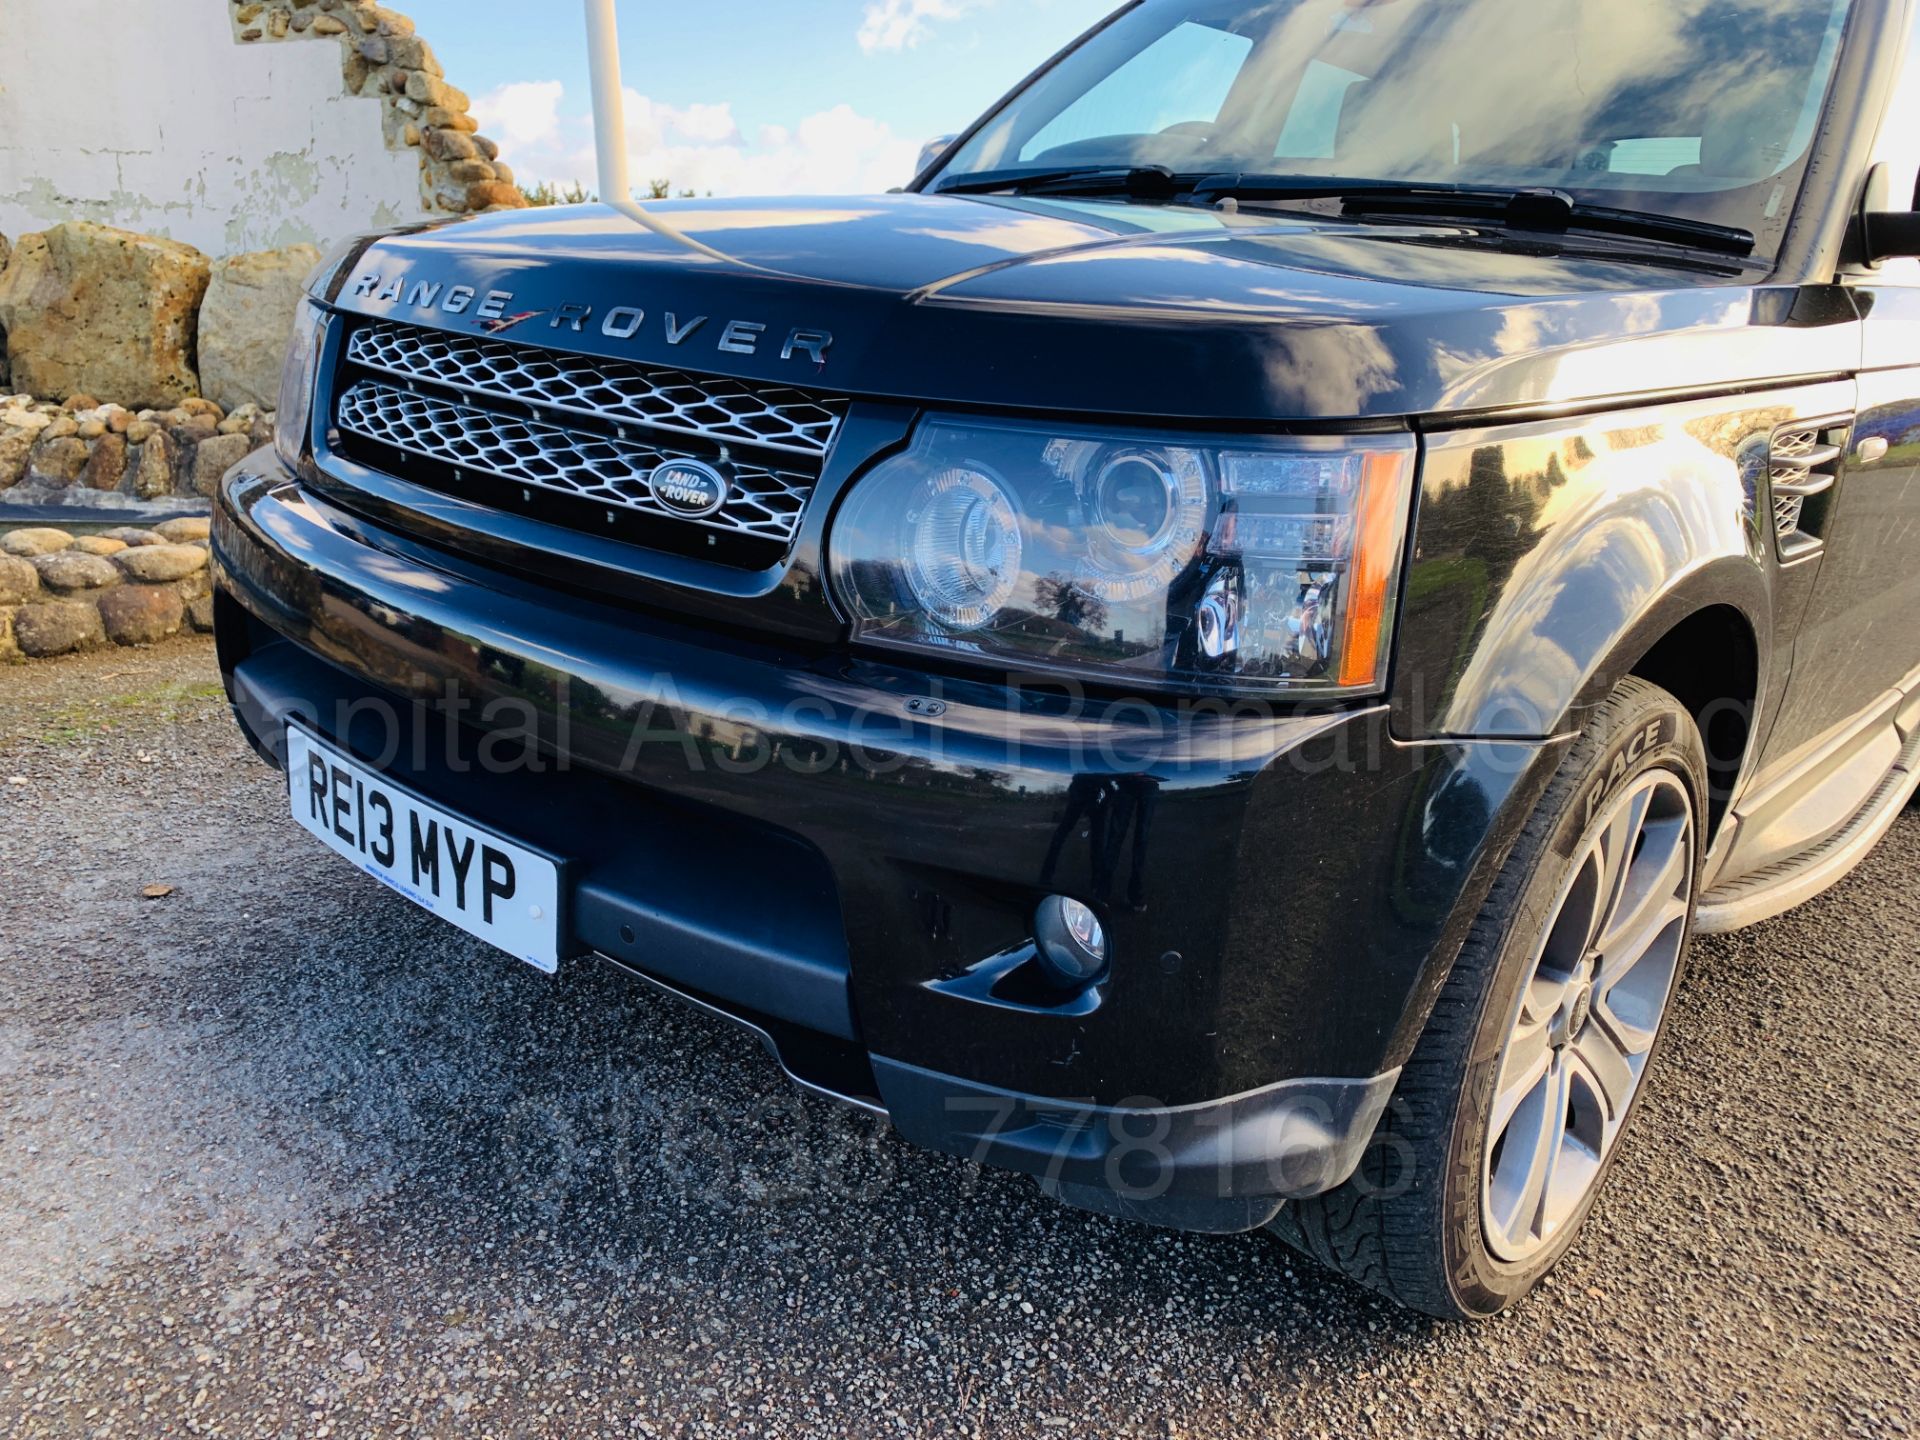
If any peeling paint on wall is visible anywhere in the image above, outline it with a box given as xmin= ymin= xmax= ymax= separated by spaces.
xmin=0 ymin=2 xmax=430 ymax=254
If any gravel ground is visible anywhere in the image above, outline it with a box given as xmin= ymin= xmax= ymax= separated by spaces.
xmin=1 ymin=639 xmax=1916 ymax=1438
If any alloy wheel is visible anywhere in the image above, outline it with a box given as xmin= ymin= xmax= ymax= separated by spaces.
xmin=1480 ymin=770 xmax=1695 ymax=1264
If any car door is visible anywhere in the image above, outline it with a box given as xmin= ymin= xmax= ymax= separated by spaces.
xmin=1756 ymin=19 xmax=1920 ymax=783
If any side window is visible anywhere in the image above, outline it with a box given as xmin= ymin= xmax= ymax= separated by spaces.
xmin=1020 ymin=22 xmax=1252 ymax=161
xmin=1274 ymin=61 xmax=1368 ymax=161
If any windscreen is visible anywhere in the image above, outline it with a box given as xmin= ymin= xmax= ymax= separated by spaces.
xmin=936 ymin=0 xmax=1857 ymax=252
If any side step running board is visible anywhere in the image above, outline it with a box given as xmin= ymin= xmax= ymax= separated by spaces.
xmin=1696 ymin=728 xmax=1920 ymax=933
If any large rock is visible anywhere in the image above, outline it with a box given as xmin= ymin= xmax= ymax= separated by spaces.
xmin=0 ymin=554 xmax=39 ymax=604
xmin=191 ymin=432 xmax=254 ymax=496
xmin=0 ymin=427 xmax=31 ymax=490
xmin=175 ymin=567 xmax=214 ymax=607
xmin=0 ymin=404 xmax=54 ymax=432
xmin=29 ymin=435 xmax=91 ymax=485
xmin=98 ymin=584 xmax=185 ymax=646
xmin=13 ymin=600 xmax=105 ymax=657
xmin=79 ymin=432 xmax=129 ymax=490
xmin=171 ymin=412 xmax=220 ymax=444
xmin=99 ymin=526 xmax=166 ymax=547
xmin=155 ymin=516 xmax=211 ymax=544
xmin=197 ymin=245 xmax=320 ymax=412
xmin=132 ymin=431 xmax=176 ymax=499
xmin=467 ymin=181 xmax=525 ymax=213
xmin=2 ymin=527 xmax=74 ymax=557
xmin=0 ymin=222 xmax=210 ymax=409
xmin=31 ymin=550 xmax=121 ymax=593
xmin=114 ymin=544 xmax=207 ymax=584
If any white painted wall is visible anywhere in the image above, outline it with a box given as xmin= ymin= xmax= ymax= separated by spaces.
xmin=0 ymin=2 xmax=427 ymax=258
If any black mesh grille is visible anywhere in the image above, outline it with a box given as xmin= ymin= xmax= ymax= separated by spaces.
xmin=326 ymin=319 xmax=849 ymax=564
xmin=345 ymin=320 xmax=845 ymax=458
xmin=336 ymin=380 xmax=812 ymax=543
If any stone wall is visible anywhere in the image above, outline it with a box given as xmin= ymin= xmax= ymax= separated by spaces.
xmin=0 ymin=3 xmax=529 ymax=516
xmin=1 ymin=520 xmax=216 ymax=659
xmin=0 ymin=1 xmax=523 ymax=258
xmin=0 ymin=392 xmax=271 ymax=511
xmin=228 ymin=2 xmax=528 ymax=220
xmin=0 ymin=219 xmax=292 ymax=508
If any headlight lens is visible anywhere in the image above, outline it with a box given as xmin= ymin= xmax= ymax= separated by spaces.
xmin=274 ymin=299 xmax=326 ymax=471
xmin=904 ymin=465 xmax=1025 ymax=630
xmin=828 ymin=419 xmax=1415 ymax=696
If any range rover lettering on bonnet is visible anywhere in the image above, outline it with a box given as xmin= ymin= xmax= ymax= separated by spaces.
xmin=347 ymin=274 xmax=834 ymax=364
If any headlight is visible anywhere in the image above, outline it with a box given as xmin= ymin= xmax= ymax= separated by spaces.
xmin=827 ymin=419 xmax=1415 ymax=697
xmin=274 ymin=299 xmax=326 ymax=471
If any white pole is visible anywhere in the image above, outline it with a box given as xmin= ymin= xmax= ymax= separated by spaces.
xmin=583 ymin=0 xmax=632 ymax=206
xmin=579 ymin=0 xmax=754 ymax=269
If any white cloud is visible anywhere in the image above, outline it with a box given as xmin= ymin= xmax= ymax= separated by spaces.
xmin=470 ymin=80 xmax=566 ymax=152
xmin=476 ymin=82 xmax=920 ymax=199
xmin=856 ymin=0 xmax=990 ymax=53
xmin=669 ymin=101 xmax=740 ymax=145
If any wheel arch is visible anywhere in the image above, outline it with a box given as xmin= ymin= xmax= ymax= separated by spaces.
xmin=1376 ymin=569 xmax=1770 ymax=1073
xmin=1571 ymin=578 xmax=1768 ymax=846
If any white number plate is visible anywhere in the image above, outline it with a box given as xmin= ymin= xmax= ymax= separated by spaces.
xmin=285 ymin=723 xmax=562 ymax=973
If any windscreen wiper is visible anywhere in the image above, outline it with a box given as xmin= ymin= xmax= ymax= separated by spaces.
xmin=935 ymin=165 xmax=1195 ymax=199
xmin=1187 ymin=175 xmax=1757 ymax=257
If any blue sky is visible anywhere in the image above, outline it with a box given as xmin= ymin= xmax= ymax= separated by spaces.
xmin=399 ymin=0 xmax=1117 ymax=196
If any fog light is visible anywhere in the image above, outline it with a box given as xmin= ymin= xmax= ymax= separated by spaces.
xmin=1034 ymin=896 xmax=1109 ymax=987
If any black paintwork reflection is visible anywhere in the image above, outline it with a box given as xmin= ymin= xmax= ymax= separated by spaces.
xmin=1393 ymin=384 xmax=1858 ymax=741
xmin=1762 ymin=355 xmax=1920 ymax=762
xmin=1213 ymin=715 xmax=1562 ymax=1090
xmin=327 ymin=197 xmax=1854 ymax=424
xmin=1039 ymin=774 xmax=1161 ymax=913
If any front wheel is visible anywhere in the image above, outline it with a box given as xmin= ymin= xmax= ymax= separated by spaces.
xmin=1273 ymin=677 xmax=1705 ymax=1319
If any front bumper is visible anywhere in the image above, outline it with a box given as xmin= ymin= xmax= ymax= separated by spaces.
xmin=213 ymin=455 xmax=1560 ymax=1229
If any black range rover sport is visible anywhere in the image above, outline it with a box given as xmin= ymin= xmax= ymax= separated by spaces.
xmin=212 ymin=0 xmax=1920 ymax=1318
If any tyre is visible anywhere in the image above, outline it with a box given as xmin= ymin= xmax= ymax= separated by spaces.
xmin=1273 ymin=677 xmax=1706 ymax=1319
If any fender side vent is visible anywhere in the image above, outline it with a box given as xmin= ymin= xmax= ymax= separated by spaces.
xmin=1769 ymin=418 xmax=1850 ymax=562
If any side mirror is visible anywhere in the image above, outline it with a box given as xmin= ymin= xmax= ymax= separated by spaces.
xmin=916 ymin=134 xmax=958 ymax=180
xmin=1855 ymin=162 xmax=1920 ymax=265
xmin=1862 ymin=211 xmax=1920 ymax=263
